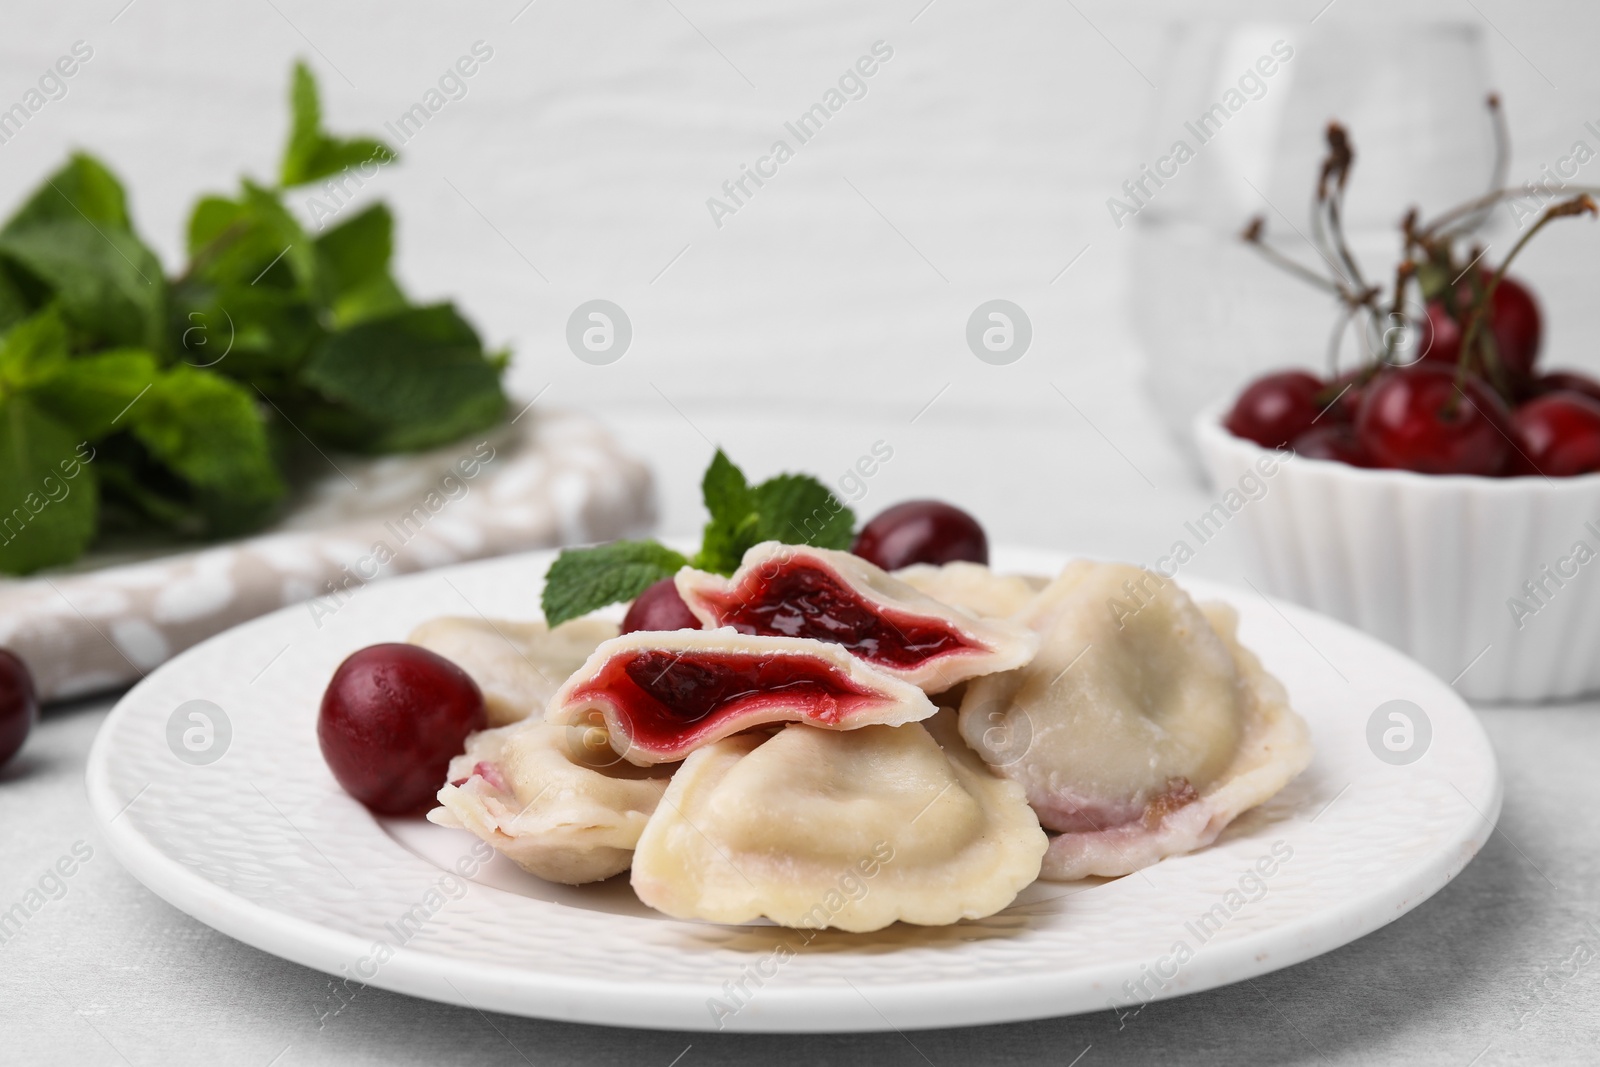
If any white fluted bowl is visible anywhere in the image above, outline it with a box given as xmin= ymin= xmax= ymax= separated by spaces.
xmin=1196 ymin=405 xmax=1600 ymax=702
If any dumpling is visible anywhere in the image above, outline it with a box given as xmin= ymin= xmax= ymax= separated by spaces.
xmin=958 ymin=560 xmax=1311 ymax=881
xmin=428 ymin=717 xmax=670 ymax=884
xmin=630 ymin=716 xmax=1046 ymax=930
xmin=674 ymin=542 xmax=1038 ymax=694
xmin=894 ymin=561 xmax=1046 ymax=618
xmin=546 ymin=628 xmax=936 ymax=765
xmin=408 ymin=616 xmax=617 ymax=726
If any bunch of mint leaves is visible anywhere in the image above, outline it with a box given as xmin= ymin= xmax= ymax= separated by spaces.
xmin=541 ymin=450 xmax=855 ymax=626
xmin=0 ymin=62 xmax=506 ymax=576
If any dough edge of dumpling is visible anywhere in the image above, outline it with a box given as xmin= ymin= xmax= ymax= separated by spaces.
xmin=630 ymin=720 xmax=1046 ymax=931
xmin=1038 ymin=601 xmax=1312 ymax=881
xmin=429 ymin=718 xmax=670 ymax=885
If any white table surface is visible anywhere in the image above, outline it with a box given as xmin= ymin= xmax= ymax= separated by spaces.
xmin=4 ymin=0 xmax=1600 ymax=1062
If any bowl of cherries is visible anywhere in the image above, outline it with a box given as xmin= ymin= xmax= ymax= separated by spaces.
xmin=1196 ymin=106 xmax=1600 ymax=701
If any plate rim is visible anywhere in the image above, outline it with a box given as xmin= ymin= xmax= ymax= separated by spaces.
xmin=86 ymin=546 xmax=1503 ymax=1033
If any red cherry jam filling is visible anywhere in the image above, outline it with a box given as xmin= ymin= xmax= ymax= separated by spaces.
xmin=697 ymin=564 xmax=976 ymax=669
xmin=573 ymin=648 xmax=878 ymax=754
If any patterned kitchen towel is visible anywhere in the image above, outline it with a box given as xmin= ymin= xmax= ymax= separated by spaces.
xmin=0 ymin=408 xmax=654 ymax=702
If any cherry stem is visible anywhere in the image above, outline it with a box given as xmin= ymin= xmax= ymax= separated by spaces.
xmin=1418 ymin=185 xmax=1600 ymax=240
xmin=1384 ymin=260 xmax=1416 ymax=365
xmin=1456 ymin=194 xmax=1598 ymax=394
xmin=1240 ymin=218 xmax=1357 ymax=298
xmin=1326 ymin=303 xmax=1357 ymax=375
xmin=1440 ymin=94 xmax=1511 ymax=239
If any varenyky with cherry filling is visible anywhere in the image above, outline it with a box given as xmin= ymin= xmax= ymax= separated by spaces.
xmin=318 ymin=453 xmax=1312 ymax=932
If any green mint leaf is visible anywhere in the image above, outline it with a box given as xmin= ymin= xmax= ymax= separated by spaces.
xmin=0 ymin=265 xmax=32 ymax=333
xmin=29 ymin=348 xmax=159 ymax=439
xmin=689 ymin=451 xmax=857 ymax=571
xmin=299 ymin=303 xmax=506 ymax=452
xmin=279 ymin=61 xmax=396 ymax=189
xmin=0 ymin=220 xmax=164 ymax=349
xmin=127 ymin=366 xmax=285 ymax=535
xmin=0 ymin=306 xmax=69 ymax=392
xmin=541 ymin=540 xmax=690 ymax=627
xmin=0 ymin=155 xmax=164 ymax=348
xmin=168 ymin=281 xmax=321 ymax=383
xmin=0 ymin=396 xmax=97 ymax=575
xmin=328 ymin=272 xmax=407 ymax=329
xmin=184 ymin=182 xmax=317 ymax=293
xmin=751 ymin=473 xmax=855 ymax=550
xmin=313 ymin=203 xmax=407 ymax=326
xmin=315 ymin=203 xmax=392 ymax=297
xmin=3 ymin=153 xmax=131 ymax=233
xmin=692 ymin=448 xmax=759 ymax=574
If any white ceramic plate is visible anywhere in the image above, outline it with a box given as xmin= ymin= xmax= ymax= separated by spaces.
xmin=86 ymin=547 xmax=1501 ymax=1033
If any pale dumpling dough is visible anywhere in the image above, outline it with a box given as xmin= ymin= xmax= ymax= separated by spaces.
xmin=959 ymin=560 xmax=1311 ymax=881
xmin=429 ymin=718 xmax=670 ymax=884
xmin=408 ymin=616 xmax=617 ymax=726
xmin=630 ymin=717 xmax=1046 ymax=931
xmin=894 ymin=561 xmax=1046 ymax=619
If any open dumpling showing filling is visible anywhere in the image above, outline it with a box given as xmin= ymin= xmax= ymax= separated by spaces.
xmin=674 ymin=542 xmax=1038 ymax=693
xmin=630 ymin=716 xmax=1046 ymax=931
xmin=408 ymin=616 xmax=618 ymax=726
xmin=546 ymin=629 xmax=937 ymax=765
xmin=429 ymin=718 xmax=670 ymax=884
xmin=959 ymin=560 xmax=1311 ymax=881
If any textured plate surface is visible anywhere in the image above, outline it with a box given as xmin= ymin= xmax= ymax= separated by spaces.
xmin=86 ymin=547 xmax=1501 ymax=1033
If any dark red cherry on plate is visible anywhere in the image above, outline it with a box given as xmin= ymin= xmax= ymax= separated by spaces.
xmin=1533 ymin=370 xmax=1600 ymax=408
xmin=318 ymin=643 xmax=486 ymax=815
xmin=0 ymin=649 xmax=38 ymax=769
xmin=1291 ymin=424 xmax=1371 ymax=467
xmin=1355 ymin=364 xmax=1512 ymax=476
xmin=1418 ymin=273 xmax=1542 ymax=375
xmin=1509 ymin=393 xmax=1600 ymax=477
xmin=621 ymin=578 xmax=701 ymax=633
xmin=851 ymin=500 xmax=988 ymax=570
xmin=1224 ymin=370 xmax=1324 ymax=448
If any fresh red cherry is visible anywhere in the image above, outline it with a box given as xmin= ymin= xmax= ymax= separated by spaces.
xmin=0 ymin=649 xmax=38 ymax=769
xmin=318 ymin=643 xmax=486 ymax=815
xmin=1356 ymin=365 xmax=1512 ymax=475
xmin=1323 ymin=370 xmax=1370 ymax=423
xmin=1224 ymin=371 xmax=1324 ymax=448
xmin=1486 ymin=275 xmax=1542 ymax=374
xmin=1534 ymin=370 xmax=1600 ymax=408
xmin=621 ymin=578 xmax=701 ymax=633
xmin=1509 ymin=393 xmax=1600 ymax=477
xmin=1418 ymin=273 xmax=1542 ymax=375
xmin=851 ymin=500 xmax=988 ymax=570
xmin=1292 ymin=425 xmax=1371 ymax=467
xmin=1418 ymin=300 xmax=1463 ymax=365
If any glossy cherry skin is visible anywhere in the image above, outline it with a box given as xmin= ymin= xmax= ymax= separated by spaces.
xmin=318 ymin=643 xmax=486 ymax=815
xmin=621 ymin=578 xmax=701 ymax=634
xmin=851 ymin=500 xmax=988 ymax=570
xmin=0 ymin=649 xmax=38 ymax=769
xmin=1509 ymin=393 xmax=1600 ymax=477
xmin=1224 ymin=371 xmax=1324 ymax=448
xmin=1534 ymin=370 xmax=1600 ymax=408
xmin=1292 ymin=424 xmax=1371 ymax=467
xmin=1418 ymin=273 xmax=1542 ymax=375
xmin=1356 ymin=365 xmax=1512 ymax=475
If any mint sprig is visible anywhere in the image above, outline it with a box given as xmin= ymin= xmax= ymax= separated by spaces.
xmin=539 ymin=449 xmax=855 ymax=626
xmin=0 ymin=60 xmax=508 ymax=575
